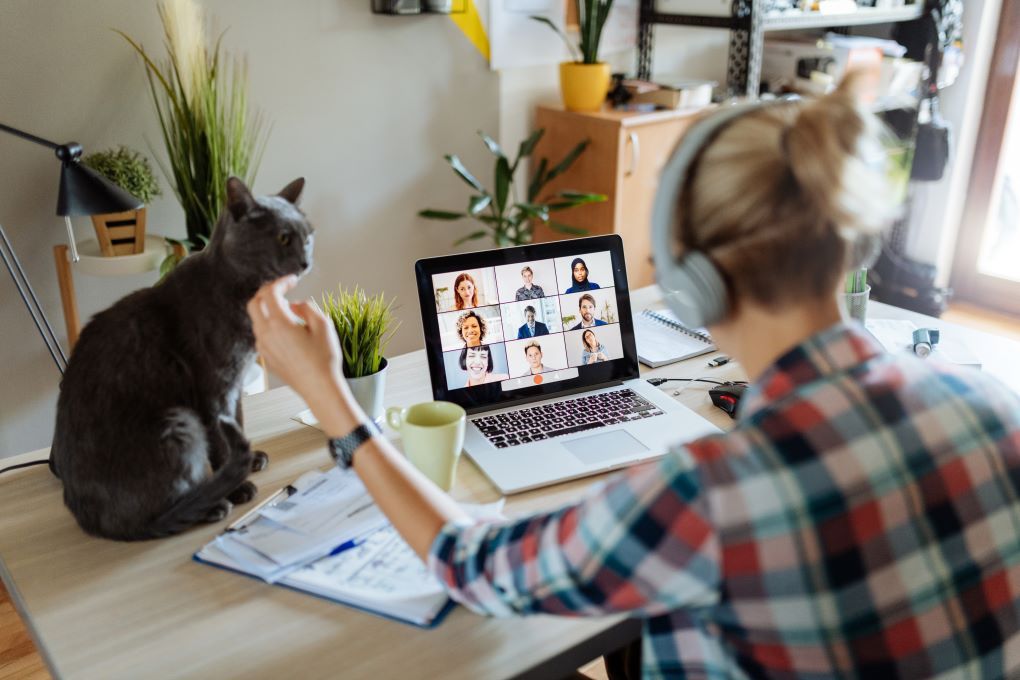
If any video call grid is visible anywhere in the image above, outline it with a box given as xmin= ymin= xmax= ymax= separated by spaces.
xmin=431 ymin=252 xmax=625 ymax=392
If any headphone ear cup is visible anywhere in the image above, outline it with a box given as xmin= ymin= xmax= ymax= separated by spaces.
xmin=660 ymin=251 xmax=729 ymax=328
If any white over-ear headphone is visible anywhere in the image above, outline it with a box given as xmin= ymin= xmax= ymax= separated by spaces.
xmin=651 ymin=102 xmax=776 ymax=329
xmin=652 ymin=100 xmax=885 ymax=329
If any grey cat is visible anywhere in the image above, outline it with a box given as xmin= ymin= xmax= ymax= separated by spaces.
xmin=51 ymin=177 xmax=314 ymax=541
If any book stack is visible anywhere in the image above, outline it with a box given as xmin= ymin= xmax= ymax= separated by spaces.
xmin=621 ymin=78 xmax=715 ymax=110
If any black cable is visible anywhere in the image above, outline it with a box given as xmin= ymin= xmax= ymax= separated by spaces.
xmin=0 ymin=459 xmax=50 ymax=475
xmin=646 ymin=377 xmax=747 ymax=387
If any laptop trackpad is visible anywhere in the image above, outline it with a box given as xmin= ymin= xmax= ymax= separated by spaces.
xmin=562 ymin=430 xmax=649 ymax=466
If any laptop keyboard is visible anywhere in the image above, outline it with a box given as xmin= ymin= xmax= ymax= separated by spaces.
xmin=472 ymin=389 xmax=664 ymax=448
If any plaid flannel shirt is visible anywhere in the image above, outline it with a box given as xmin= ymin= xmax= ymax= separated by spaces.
xmin=427 ymin=324 xmax=1020 ymax=678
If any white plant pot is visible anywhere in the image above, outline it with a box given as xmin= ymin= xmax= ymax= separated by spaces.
xmin=346 ymin=358 xmax=388 ymax=426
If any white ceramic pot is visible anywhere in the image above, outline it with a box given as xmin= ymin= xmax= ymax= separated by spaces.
xmin=346 ymin=358 xmax=389 ymax=426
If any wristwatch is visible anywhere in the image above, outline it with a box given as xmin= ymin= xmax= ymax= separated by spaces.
xmin=327 ymin=422 xmax=378 ymax=470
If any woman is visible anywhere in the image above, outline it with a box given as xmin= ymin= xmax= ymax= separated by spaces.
xmin=455 ymin=310 xmax=485 ymax=348
xmin=249 ymin=75 xmax=1020 ymax=679
xmin=580 ymin=329 xmax=608 ymax=365
xmin=563 ymin=257 xmax=600 ymax=293
xmin=453 ymin=272 xmax=479 ymax=310
xmin=460 ymin=345 xmax=509 ymax=387
xmin=523 ymin=341 xmax=546 ymax=375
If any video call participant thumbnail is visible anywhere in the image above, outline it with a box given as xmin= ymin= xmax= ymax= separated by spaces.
xmin=564 ymin=257 xmax=600 ymax=293
xmin=523 ymin=341 xmax=547 ymax=375
xmin=570 ymin=293 xmax=608 ymax=330
xmin=457 ymin=310 xmax=487 ymax=347
xmin=454 ymin=272 xmax=480 ymax=310
xmin=515 ymin=266 xmax=545 ymax=301
xmin=580 ymin=329 xmax=609 ymax=365
xmin=461 ymin=345 xmax=509 ymax=387
xmin=516 ymin=305 xmax=549 ymax=339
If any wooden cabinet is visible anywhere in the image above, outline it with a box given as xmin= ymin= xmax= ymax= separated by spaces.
xmin=531 ymin=105 xmax=703 ymax=288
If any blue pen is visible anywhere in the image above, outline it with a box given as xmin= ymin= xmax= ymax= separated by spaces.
xmin=329 ymin=537 xmax=367 ymax=556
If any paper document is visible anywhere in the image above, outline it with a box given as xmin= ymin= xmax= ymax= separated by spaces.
xmin=865 ymin=319 xmax=982 ymax=368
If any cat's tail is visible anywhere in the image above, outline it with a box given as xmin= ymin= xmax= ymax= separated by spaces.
xmin=143 ymin=414 xmax=253 ymax=540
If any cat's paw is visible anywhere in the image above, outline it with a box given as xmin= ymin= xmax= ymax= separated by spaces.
xmin=228 ymin=481 xmax=258 ymax=505
xmin=251 ymin=450 xmax=269 ymax=472
xmin=204 ymin=499 xmax=232 ymax=523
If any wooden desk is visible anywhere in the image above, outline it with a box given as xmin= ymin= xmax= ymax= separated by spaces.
xmin=2 ymin=286 xmax=1018 ymax=679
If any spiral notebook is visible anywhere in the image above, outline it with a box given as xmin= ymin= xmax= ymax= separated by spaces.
xmin=635 ymin=309 xmax=716 ymax=368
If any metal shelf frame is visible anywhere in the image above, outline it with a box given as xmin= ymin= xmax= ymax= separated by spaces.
xmin=637 ymin=1 xmax=925 ymax=96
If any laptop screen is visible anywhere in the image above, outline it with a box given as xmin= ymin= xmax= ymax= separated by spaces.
xmin=414 ymin=235 xmax=639 ymax=413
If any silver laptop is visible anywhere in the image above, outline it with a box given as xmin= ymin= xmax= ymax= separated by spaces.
xmin=414 ymin=235 xmax=719 ymax=494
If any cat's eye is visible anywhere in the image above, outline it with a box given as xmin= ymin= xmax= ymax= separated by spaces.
xmin=278 ymin=233 xmax=291 ymax=246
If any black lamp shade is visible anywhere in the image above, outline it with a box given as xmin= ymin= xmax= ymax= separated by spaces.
xmin=57 ymin=161 xmax=143 ymax=217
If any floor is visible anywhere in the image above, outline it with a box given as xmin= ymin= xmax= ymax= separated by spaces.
xmin=2 ymin=303 xmax=1016 ymax=680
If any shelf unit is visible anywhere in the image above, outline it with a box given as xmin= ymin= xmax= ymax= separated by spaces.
xmin=637 ymin=1 xmax=926 ymax=96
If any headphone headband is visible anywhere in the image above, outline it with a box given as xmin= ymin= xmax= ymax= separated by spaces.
xmin=651 ymin=101 xmax=785 ymax=328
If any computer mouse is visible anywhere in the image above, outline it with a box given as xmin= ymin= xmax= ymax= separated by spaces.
xmin=709 ymin=382 xmax=747 ymax=419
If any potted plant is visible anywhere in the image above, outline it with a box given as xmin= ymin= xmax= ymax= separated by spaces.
xmin=117 ymin=0 xmax=268 ymax=273
xmin=321 ymin=286 xmax=401 ymax=425
xmin=419 ymin=129 xmax=606 ymax=247
xmin=81 ymin=146 xmax=161 ymax=257
xmin=533 ymin=0 xmax=616 ymax=111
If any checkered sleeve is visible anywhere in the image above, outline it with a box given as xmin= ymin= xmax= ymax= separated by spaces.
xmin=426 ymin=447 xmax=721 ymax=618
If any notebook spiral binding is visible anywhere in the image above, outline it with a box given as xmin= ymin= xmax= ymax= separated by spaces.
xmin=641 ymin=310 xmax=713 ymax=344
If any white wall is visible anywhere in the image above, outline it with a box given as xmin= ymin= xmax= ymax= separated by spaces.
xmin=0 ymin=0 xmax=498 ymax=457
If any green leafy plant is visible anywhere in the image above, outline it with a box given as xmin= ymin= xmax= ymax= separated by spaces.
xmin=117 ymin=0 xmax=268 ymax=256
xmin=419 ymin=129 xmax=606 ymax=247
xmin=81 ymin=146 xmax=162 ymax=204
xmin=531 ymin=0 xmax=616 ymax=64
xmin=321 ymin=286 xmax=401 ymax=378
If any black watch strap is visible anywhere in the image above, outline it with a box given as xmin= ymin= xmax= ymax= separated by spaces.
xmin=327 ymin=422 xmax=378 ymax=470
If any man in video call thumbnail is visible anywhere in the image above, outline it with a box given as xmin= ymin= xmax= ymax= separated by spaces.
xmin=514 ymin=266 xmax=545 ymax=301
xmin=516 ymin=305 xmax=549 ymax=339
xmin=570 ymin=294 xmax=608 ymax=330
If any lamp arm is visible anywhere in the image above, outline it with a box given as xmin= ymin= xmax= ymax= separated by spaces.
xmin=0 ymin=223 xmax=67 ymax=374
xmin=0 ymin=122 xmax=81 ymax=163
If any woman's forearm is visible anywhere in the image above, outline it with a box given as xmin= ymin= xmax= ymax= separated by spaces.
xmin=311 ymin=379 xmax=471 ymax=561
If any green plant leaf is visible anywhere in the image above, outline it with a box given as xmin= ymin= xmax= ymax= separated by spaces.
xmin=527 ymin=157 xmax=548 ymax=203
xmin=548 ymin=221 xmax=588 ymax=235
xmin=512 ymin=129 xmax=545 ymax=174
xmin=494 ymin=156 xmax=512 ymax=215
xmin=468 ymin=194 xmax=492 ymax=215
xmin=419 ymin=209 xmax=468 ymax=220
xmin=529 ymin=15 xmax=581 ymax=62
xmin=514 ymin=203 xmax=550 ymax=221
xmin=546 ymin=139 xmax=590 ymax=183
xmin=477 ymin=131 xmax=505 ymax=158
xmin=445 ymin=154 xmax=485 ymax=193
xmin=453 ymin=230 xmax=488 ymax=246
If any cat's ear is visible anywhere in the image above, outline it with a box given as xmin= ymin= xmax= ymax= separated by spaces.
xmin=226 ymin=177 xmax=256 ymax=221
xmin=278 ymin=178 xmax=305 ymax=206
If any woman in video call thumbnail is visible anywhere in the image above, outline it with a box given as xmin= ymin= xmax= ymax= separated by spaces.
xmin=461 ymin=345 xmax=509 ymax=386
xmin=454 ymin=273 xmax=479 ymax=310
xmin=564 ymin=257 xmax=600 ymax=293
xmin=456 ymin=310 xmax=486 ymax=347
xmin=581 ymin=329 xmax=609 ymax=365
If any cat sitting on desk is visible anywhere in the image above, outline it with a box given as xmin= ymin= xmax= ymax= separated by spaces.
xmin=51 ymin=177 xmax=314 ymax=541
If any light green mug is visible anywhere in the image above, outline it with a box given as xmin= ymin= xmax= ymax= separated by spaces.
xmin=386 ymin=401 xmax=466 ymax=491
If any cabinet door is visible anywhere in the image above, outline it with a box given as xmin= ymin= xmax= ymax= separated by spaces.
xmin=617 ymin=117 xmax=695 ymax=288
xmin=530 ymin=108 xmax=621 ymax=243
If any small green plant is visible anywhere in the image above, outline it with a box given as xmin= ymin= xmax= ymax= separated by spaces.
xmin=321 ymin=286 xmax=401 ymax=378
xmin=420 ymin=129 xmax=606 ymax=247
xmin=82 ymin=146 xmax=162 ymax=204
xmin=531 ymin=0 xmax=616 ymax=64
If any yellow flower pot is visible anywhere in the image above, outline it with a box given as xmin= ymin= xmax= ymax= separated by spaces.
xmin=559 ymin=62 xmax=611 ymax=112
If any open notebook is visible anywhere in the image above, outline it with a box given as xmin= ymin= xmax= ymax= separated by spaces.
xmin=195 ymin=467 xmax=502 ymax=628
xmin=635 ymin=309 xmax=716 ymax=367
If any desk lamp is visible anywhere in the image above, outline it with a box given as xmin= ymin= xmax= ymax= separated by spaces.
xmin=0 ymin=122 xmax=143 ymax=374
